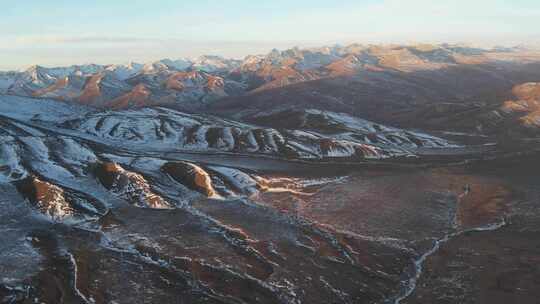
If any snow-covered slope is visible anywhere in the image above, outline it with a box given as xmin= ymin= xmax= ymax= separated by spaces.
xmin=0 ymin=94 xmax=457 ymax=171
xmin=192 ymin=55 xmax=242 ymax=72
xmin=56 ymin=105 xmax=455 ymax=161
xmin=0 ymin=72 xmax=18 ymax=93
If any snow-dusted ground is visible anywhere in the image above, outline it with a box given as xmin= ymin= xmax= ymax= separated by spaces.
xmin=0 ymin=136 xmax=26 ymax=183
xmin=0 ymin=94 xmax=464 ymax=221
xmin=0 ymin=95 xmax=473 ymax=237
xmin=0 ymin=95 xmax=91 ymax=123
xmin=56 ymin=106 xmax=456 ymax=160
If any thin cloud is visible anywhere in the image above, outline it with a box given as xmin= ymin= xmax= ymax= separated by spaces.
xmin=3 ymin=35 xmax=321 ymax=48
xmin=10 ymin=35 xmax=160 ymax=45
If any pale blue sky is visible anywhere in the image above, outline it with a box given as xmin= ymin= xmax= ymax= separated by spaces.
xmin=1 ymin=0 xmax=539 ymax=70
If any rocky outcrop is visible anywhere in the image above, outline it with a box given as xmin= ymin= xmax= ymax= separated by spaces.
xmin=162 ymin=162 xmax=216 ymax=197
xmin=478 ymin=83 xmax=540 ymax=137
xmin=502 ymin=83 xmax=540 ymax=129
xmin=208 ymin=166 xmax=267 ymax=196
xmin=95 ymin=162 xmax=171 ymax=209
xmin=14 ymin=176 xmax=75 ymax=221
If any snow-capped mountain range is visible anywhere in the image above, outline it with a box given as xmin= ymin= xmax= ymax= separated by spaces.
xmin=0 ymin=43 xmax=536 ymax=109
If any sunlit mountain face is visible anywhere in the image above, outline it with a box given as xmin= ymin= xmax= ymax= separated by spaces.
xmin=2 ymin=43 xmax=540 ymax=304
xmin=1 ymin=44 xmax=539 ymax=110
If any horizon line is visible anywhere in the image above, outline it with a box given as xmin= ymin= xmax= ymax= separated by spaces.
xmin=1 ymin=39 xmax=539 ymax=72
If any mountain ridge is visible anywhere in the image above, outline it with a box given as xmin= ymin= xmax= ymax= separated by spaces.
xmin=2 ymin=43 xmax=539 ymax=110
